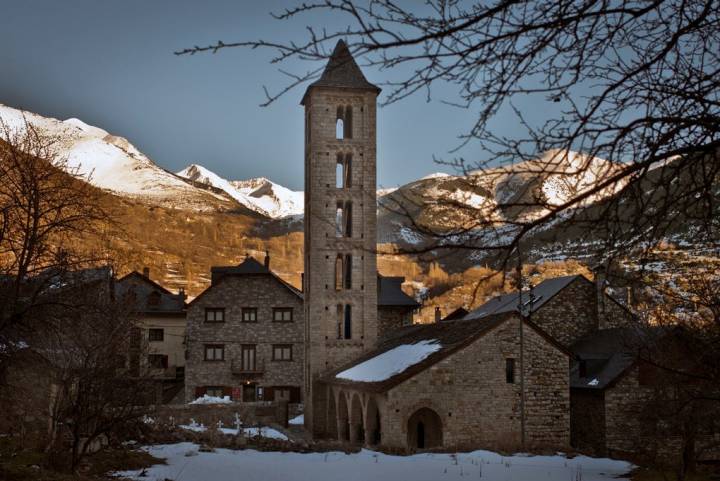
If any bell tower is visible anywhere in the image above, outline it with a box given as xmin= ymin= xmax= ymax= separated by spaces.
xmin=302 ymin=40 xmax=381 ymax=436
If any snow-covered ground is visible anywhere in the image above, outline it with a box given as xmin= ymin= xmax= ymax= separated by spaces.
xmin=116 ymin=443 xmax=633 ymax=481
xmin=188 ymin=394 xmax=232 ymax=405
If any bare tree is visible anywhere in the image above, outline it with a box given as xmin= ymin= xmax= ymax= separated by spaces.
xmin=177 ymin=0 xmax=719 ymax=268
xmin=0 ymin=118 xmax=111 ymax=375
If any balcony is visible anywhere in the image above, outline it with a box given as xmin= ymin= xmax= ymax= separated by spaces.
xmin=231 ymin=359 xmax=265 ymax=377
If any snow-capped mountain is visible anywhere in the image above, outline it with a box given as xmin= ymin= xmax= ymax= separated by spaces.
xmin=177 ymin=164 xmax=304 ymax=219
xmin=0 ymin=103 xmax=232 ymax=212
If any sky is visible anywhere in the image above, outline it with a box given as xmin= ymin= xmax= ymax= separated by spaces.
xmin=0 ymin=0 xmax=546 ymax=190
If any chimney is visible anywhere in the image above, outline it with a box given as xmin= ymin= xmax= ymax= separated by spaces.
xmin=593 ymin=263 xmax=607 ymax=328
xmin=264 ymin=250 xmax=271 ymax=269
xmin=178 ymin=287 xmax=187 ymax=302
xmin=142 ymin=267 xmax=150 ymax=279
xmin=435 ymin=306 xmax=442 ymax=323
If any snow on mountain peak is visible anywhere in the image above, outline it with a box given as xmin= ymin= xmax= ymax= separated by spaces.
xmin=177 ymin=165 xmax=304 ymax=219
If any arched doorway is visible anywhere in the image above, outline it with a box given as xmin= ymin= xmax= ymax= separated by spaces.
xmin=365 ymin=397 xmax=381 ymax=446
xmin=407 ymin=408 xmax=443 ymax=450
xmin=350 ymin=394 xmax=364 ymax=444
xmin=327 ymin=389 xmax=338 ymax=440
xmin=337 ymin=393 xmax=350 ymax=442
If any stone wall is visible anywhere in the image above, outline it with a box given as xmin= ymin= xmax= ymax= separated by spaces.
xmin=570 ymin=388 xmax=606 ymax=455
xmin=377 ymin=306 xmax=414 ymax=339
xmin=327 ymin=316 xmax=570 ymax=452
xmin=184 ymin=274 xmax=304 ymax=403
xmin=532 ymin=277 xmax=599 ymax=348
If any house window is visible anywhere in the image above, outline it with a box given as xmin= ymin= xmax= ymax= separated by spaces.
xmin=205 ymin=308 xmax=225 ymax=322
xmin=148 ymin=328 xmax=164 ymax=342
xmin=242 ymin=308 xmax=258 ymax=322
xmin=275 ymin=387 xmax=291 ymax=401
xmin=241 ymin=345 xmax=257 ymax=371
xmin=272 ymin=344 xmax=293 ymax=361
xmin=506 ymin=358 xmax=515 ymax=384
xmin=206 ymin=386 xmax=224 ymax=398
xmin=148 ymin=354 xmax=168 ymax=369
xmin=204 ymin=344 xmax=225 ymax=361
xmin=273 ymin=308 xmax=293 ymax=322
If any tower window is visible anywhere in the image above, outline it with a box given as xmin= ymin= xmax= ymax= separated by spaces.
xmin=336 ymin=202 xmax=344 ymax=237
xmin=336 ymin=304 xmax=343 ymax=339
xmin=344 ymin=254 xmax=352 ymax=289
xmin=335 ymin=254 xmax=343 ymax=290
xmin=344 ymin=153 xmax=352 ymax=188
xmin=344 ymin=304 xmax=352 ymax=339
xmin=336 ymin=155 xmax=345 ymax=188
xmin=335 ymin=105 xmax=353 ymax=139
xmin=344 ymin=201 xmax=353 ymax=237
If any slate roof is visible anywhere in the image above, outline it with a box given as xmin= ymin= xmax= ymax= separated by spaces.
xmin=301 ymin=40 xmax=381 ymax=104
xmin=189 ymin=256 xmax=303 ymax=306
xmin=377 ymin=276 xmax=420 ymax=308
xmin=116 ymin=271 xmax=186 ymax=315
xmin=322 ymin=312 xmax=569 ymax=393
xmin=569 ymin=327 xmax=644 ymax=390
xmin=463 ymin=275 xmax=586 ymax=320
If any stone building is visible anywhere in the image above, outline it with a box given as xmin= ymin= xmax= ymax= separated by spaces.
xmin=302 ymin=39 xmax=382 ymax=436
xmin=184 ymin=255 xmax=305 ymax=403
xmin=320 ymin=312 xmax=571 ymax=452
xmin=116 ymin=269 xmax=187 ymax=381
xmin=462 ymin=274 xmax=634 ymax=348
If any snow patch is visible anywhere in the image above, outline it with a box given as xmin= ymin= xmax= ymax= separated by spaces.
xmin=336 ymin=340 xmax=442 ymax=382
xmin=189 ymin=395 xmax=232 ymax=405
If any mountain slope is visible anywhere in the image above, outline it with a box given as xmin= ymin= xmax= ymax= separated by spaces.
xmin=177 ymin=164 xmax=303 ymax=219
xmin=0 ymin=103 xmax=237 ymax=212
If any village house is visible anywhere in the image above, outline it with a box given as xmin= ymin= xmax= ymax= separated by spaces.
xmin=184 ymin=254 xmax=305 ymax=404
xmin=116 ymin=269 xmax=187 ymax=382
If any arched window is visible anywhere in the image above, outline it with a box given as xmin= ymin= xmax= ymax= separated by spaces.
xmin=344 ymin=201 xmax=353 ymax=237
xmin=336 ymin=106 xmax=345 ymax=139
xmin=344 ymin=153 xmax=352 ymax=188
xmin=344 ymin=254 xmax=352 ymax=289
xmin=335 ymin=255 xmax=343 ymax=290
xmin=344 ymin=105 xmax=353 ymax=139
xmin=344 ymin=304 xmax=352 ymax=339
xmin=335 ymin=202 xmax=344 ymax=237
xmin=336 ymin=155 xmax=345 ymax=188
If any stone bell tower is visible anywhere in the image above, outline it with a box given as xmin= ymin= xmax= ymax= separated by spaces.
xmin=302 ymin=40 xmax=381 ymax=436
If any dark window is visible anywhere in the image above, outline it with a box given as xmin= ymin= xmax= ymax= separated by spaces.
xmin=344 ymin=105 xmax=353 ymax=139
xmin=344 ymin=201 xmax=353 ymax=237
xmin=578 ymin=359 xmax=587 ymax=378
xmin=241 ymin=345 xmax=257 ymax=371
xmin=272 ymin=344 xmax=293 ymax=361
xmin=148 ymin=354 xmax=168 ymax=369
xmin=273 ymin=308 xmax=293 ymax=322
xmin=344 ymin=154 xmax=352 ymax=187
xmin=242 ymin=308 xmax=258 ymax=322
xmin=204 ymin=344 xmax=225 ymax=361
xmin=148 ymin=328 xmax=164 ymax=342
xmin=344 ymin=304 xmax=352 ymax=340
xmin=205 ymin=308 xmax=225 ymax=322
xmin=344 ymin=254 xmax=352 ymax=289
xmin=506 ymin=358 xmax=516 ymax=384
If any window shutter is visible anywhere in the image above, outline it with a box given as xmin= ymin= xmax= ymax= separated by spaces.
xmin=222 ymin=386 xmax=233 ymax=398
xmin=195 ymin=386 xmax=206 ymax=398
xmin=265 ymin=387 xmax=274 ymax=401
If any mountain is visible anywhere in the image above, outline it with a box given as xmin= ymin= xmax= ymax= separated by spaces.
xmin=177 ymin=164 xmax=303 ymax=219
xmin=0 ymin=103 xmax=241 ymax=212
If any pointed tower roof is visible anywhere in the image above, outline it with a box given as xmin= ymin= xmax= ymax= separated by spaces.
xmin=301 ymin=40 xmax=380 ymax=104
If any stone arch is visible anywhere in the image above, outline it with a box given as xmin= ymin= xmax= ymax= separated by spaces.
xmin=407 ymin=407 xmax=443 ymax=450
xmin=349 ymin=393 xmax=364 ymax=444
xmin=326 ymin=388 xmax=338 ymax=440
xmin=337 ymin=391 xmax=350 ymax=442
xmin=365 ymin=396 xmax=381 ymax=446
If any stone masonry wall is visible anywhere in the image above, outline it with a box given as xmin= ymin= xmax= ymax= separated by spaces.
xmin=377 ymin=306 xmax=414 ymax=339
xmin=184 ymin=274 xmax=304 ymax=403
xmin=373 ymin=317 xmax=570 ymax=452
xmin=531 ymin=277 xmax=598 ymax=348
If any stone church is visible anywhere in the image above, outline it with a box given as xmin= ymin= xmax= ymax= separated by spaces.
xmin=301 ymin=41 xmax=572 ymax=452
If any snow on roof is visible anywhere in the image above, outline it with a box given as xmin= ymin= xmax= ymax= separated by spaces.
xmin=336 ymin=340 xmax=441 ymax=383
